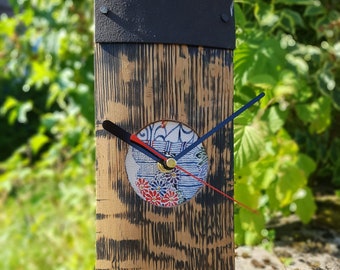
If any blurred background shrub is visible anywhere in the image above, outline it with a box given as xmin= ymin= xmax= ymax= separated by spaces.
xmin=0 ymin=0 xmax=95 ymax=268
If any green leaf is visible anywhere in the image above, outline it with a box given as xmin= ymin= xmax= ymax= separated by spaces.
xmin=234 ymin=212 xmax=244 ymax=245
xmin=267 ymin=182 xmax=281 ymax=210
xmin=27 ymin=60 xmax=55 ymax=88
xmin=295 ymin=96 xmax=331 ymax=133
xmin=0 ymin=96 xmax=18 ymax=115
xmin=279 ymin=9 xmax=305 ymax=33
xmin=234 ymin=42 xmax=256 ymax=86
xmin=296 ymin=154 xmax=316 ymax=178
xmin=0 ymin=17 xmax=16 ymax=35
xmin=304 ymin=5 xmax=326 ymax=17
xmin=286 ymin=54 xmax=309 ymax=75
xmin=273 ymin=71 xmax=299 ymax=97
xmin=18 ymin=101 xmax=33 ymax=123
xmin=234 ymin=86 xmax=257 ymax=105
xmin=294 ymin=82 xmax=314 ymax=103
xmin=239 ymin=208 xmax=265 ymax=245
xmin=29 ymin=134 xmax=49 ymax=154
xmin=247 ymin=74 xmax=277 ymax=89
xmin=0 ymin=97 xmax=32 ymax=124
xmin=234 ymin=3 xmax=247 ymax=29
xmin=234 ymin=111 xmax=266 ymax=170
xmin=235 ymin=181 xmax=260 ymax=209
xmin=256 ymin=166 xmax=277 ymax=190
xmin=254 ymin=2 xmax=279 ymax=27
xmin=318 ymin=65 xmax=336 ymax=92
xmin=235 ymin=37 xmax=285 ymax=89
xmin=276 ymin=165 xmax=306 ymax=207
xmin=262 ymin=105 xmax=288 ymax=134
xmin=294 ymin=188 xmax=316 ymax=223
xmin=21 ymin=9 xmax=34 ymax=25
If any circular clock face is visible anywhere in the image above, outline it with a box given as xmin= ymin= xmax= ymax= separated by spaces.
xmin=125 ymin=120 xmax=209 ymax=207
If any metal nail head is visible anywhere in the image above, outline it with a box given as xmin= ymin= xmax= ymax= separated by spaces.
xmin=220 ymin=13 xmax=229 ymax=23
xmin=100 ymin=6 xmax=108 ymax=14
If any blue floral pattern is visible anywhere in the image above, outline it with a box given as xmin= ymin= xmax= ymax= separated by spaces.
xmin=125 ymin=120 xmax=208 ymax=207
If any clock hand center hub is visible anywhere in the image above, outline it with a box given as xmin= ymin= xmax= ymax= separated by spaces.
xmin=157 ymin=157 xmax=177 ymax=172
xmin=165 ymin=158 xmax=177 ymax=169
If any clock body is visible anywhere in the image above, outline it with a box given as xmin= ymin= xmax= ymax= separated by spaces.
xmin=125 ymin=120 xmax=208 ymax=207
xmin=95 ymin=43 xmax=234 ymax=269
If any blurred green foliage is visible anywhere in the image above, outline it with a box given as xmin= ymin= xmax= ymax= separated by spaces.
xmin=0 ymin=0 xmax=95 ymax=268
xmin=0 ymin=0 xmax=340 ymax=268
xmin=234 ymin=0 xmax=340 ymax=245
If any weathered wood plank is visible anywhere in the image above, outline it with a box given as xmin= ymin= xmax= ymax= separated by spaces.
xmin=95 ymin=43 xmax=234 ymax=269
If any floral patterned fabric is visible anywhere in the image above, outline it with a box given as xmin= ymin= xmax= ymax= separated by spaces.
xmin=125 ymin=121 xmax=208 ymax=207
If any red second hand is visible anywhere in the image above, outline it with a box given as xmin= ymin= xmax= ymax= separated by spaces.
xmin=175 ymin=164 xmax=259 ymax=214
xmin=130 ymin=134 xmax=258 ymax=214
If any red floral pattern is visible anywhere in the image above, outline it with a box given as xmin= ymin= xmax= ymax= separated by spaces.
xmin=142 ymin=189 xmax=162 ymax=206
xmin=136 ymin=178 xmax=180 ymax=207
xmin=161 ymin=190 xmax=179 ymax=207
xmin=136 ymin=178 xmax=150 ymax=194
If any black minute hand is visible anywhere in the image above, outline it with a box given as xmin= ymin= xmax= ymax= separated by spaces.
xmin=174 ymin=92 xmax=265 ymax=161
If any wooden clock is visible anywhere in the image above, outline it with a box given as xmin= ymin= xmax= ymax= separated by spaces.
xmin=94 ymin=1 xmax=261 ymax=269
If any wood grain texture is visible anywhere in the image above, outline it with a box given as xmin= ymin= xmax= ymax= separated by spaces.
xmin=95 ymin=43 xmax=234 ymax=270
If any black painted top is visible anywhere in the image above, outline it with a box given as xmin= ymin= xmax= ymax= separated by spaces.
xmin=95 ymin=0 xmax=235 ymax=49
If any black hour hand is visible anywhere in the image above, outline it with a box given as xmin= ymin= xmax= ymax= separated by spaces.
xmin=102 ymin=120 xmax=162 ymax=163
